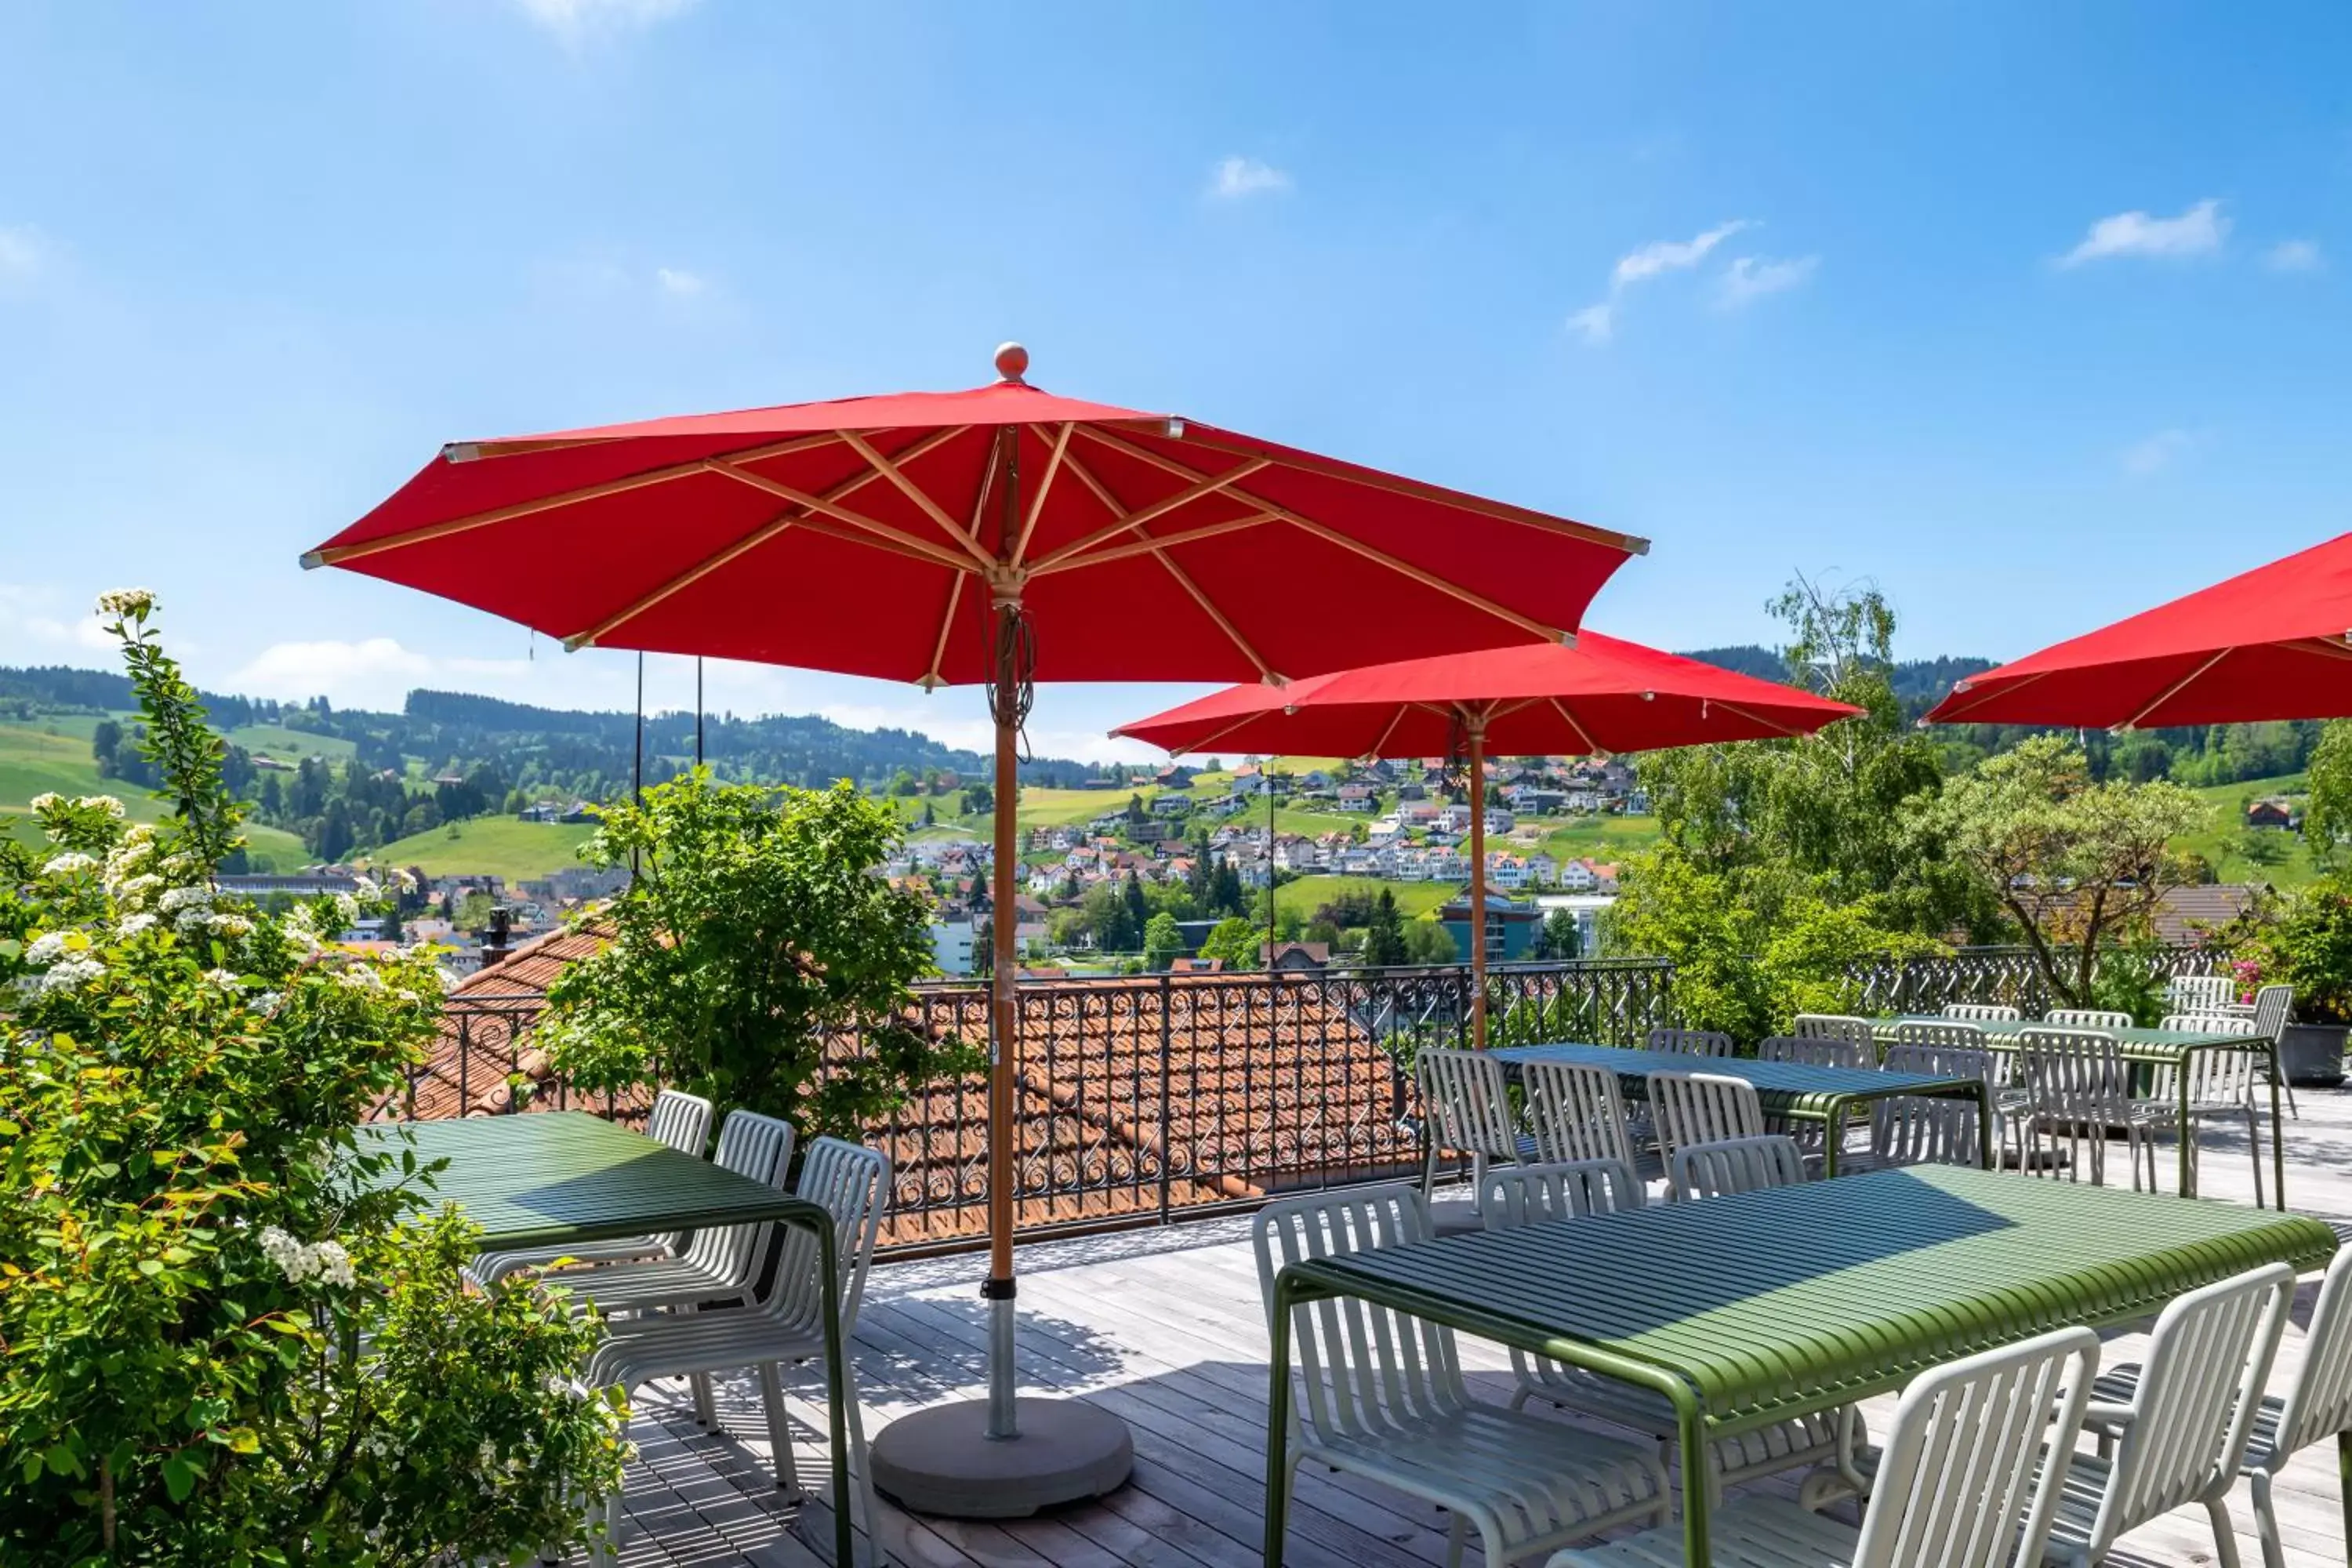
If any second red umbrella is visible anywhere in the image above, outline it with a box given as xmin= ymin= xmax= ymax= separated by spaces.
xmin=1113 ymin=632 xmax=1860 ymax=1045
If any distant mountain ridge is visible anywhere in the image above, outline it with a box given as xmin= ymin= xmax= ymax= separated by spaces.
xmin=1675 ymin=645 xmax=1999 ymax=713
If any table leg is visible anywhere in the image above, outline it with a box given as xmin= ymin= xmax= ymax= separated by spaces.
xmin=1822 ymin=1098 xmax=1846 ymax=1179
xmin=2271 ymin=1051 xmax=2288 ymax=1213
xmin=1265 ymin=1279 xmax=1296 ymax=1568
xmin=2339 ymin=1429 xmax=2350 ymax=1567
xmin=1675 ymin=1387 xmax=1711 ymax=1567
xmin=1976 ymin=1081 xmax=1995 ymax=1171
xmin=813 ymin=1218 xmax=856 ymax=1568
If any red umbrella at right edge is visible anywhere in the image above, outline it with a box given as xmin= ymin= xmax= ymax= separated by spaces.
xmin=1113 ymin=632 xmax=1860 ymax=1046
xmin=1925 ymin=532 xmax=2352 ymax=728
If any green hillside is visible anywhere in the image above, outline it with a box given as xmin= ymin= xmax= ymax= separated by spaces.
xmin=1275 ymin=875 xmax=1454 ymax=920
xmin=2177 ymin=771 xmax=2318 ymax=891
xmin=0 ymin=723 xmax=308 ymax=869
xmin=225 ymin=723 xmax=358 ymax=762
xmin=369 ymin=816 xmax=601 ymax=880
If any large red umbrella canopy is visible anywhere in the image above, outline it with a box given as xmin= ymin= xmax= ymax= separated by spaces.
xmin=1925 ymin=532 xmax=2352 ymax=728
xmin=1111 ymin=630 xmax=1863 ymax=757
xmin=303 ymin=346 xmax=1648 ymax=1509
xmin=1114 ymin=633 xmax=1857 ymax=1047
xmin=305 ymin=358 xmax=1645 ymax=684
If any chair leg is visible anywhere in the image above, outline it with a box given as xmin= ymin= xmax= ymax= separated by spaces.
xmin=692 ymin=1370 xmax=716 ymax=1425
xmin=2205 ymin=1495 xmax=2244 ymax=1568
xmin=1445 ymin=1510 xmax=1468 ymax=1568
xmin=841 ymin=1362 xmax=884 ymax=1568
xmin=2250 ymin=1471 xmax=2286 ymax=1568
xmin=757 ymin=1361 xmax=800 ymax=1499
xmin=2247 ymin=1105 xmax=2265 ymax=1210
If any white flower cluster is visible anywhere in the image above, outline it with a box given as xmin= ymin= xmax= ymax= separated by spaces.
xmin=14 ymin=929 xmax=105 ymax=999
xmin=353 ymin=875 xmax=380 ymax=902
xmin=116 ymin=913 xmax=158 ymax=938
xmin=259 ymin=1226 xmax=357 ymax=1287
xmin=75 ymin=795 xmax=125 ymax=819
xmin=42 ymin=852 xmax=96 ymax=879
xmin=27 ymin=792 xmax=60 ymax=814
xmin=94 ymin=587 xmax=156 ymax=620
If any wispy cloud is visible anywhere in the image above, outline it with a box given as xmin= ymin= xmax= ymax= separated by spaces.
xmin=1611 ymin=220 xmax=1751 ymax=288
xmin=1715 ymin=254 xmax=1819 ymax=310
xmin=2057 ymin=199 xmax=2229 ymax=267
xmin=2122 ymin=427 xmax=2203 ymax=477
xmin=2265 ymin=238 xmax=2325 ymax=274
xmin=231 ymin=637 xmax=540 ymax=712
xmin=1207 ymin=156 xmax=1292 ymax=200
xmin=655 ymin=266 xmax=707 ymax=296
xmin=0 ymin=583 xmax=136 ymax=659
xmin=1564 ymin=303 xmax=1614 ymax=344
xmin=513 ymin=0 xmax=696 ymax=43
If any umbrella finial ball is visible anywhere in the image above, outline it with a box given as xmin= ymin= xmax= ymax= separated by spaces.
xmin=993 ymin=342 xmax=1030 ymax=384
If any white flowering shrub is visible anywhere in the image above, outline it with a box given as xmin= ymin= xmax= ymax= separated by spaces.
xmin=0 ymin=596 xmax=626 ymax=1564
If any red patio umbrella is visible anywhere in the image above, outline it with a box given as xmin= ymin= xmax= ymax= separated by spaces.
xmin=1112 ymin=632 xmax=1860 ymax=1046
xmin=1924 ymin=532 xmax=2352 ymax=729
xmin=302 ymin=344 xmax=1648 ymax=1515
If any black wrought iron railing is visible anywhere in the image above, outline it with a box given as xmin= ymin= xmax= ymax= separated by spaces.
xmin=1846 ymin=942 xmax=2225 ymax=1018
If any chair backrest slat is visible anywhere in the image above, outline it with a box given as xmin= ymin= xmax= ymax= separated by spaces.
xmin=2044 ymin=1008 xmax=2133 ymax=1030
xmin=2252 ymin=983 xmax=2294 ymax=1041
xmin=1759 ymin=1034 xmax=1872 ymax=1070
xmin=1415 ymin=1047 xmax=1519 ymax=1161
xmin=1668 ymin=1134 xmax=1804 ymax=1200
xmin=2156 ymin=1012 xmax=2262 ymax=1102
xmin=1849 ymin=1327 xmax=2100 ymax=1568
xmin=1794 ymin=1013 xmax=1878 ymax=1051
xmin=1647 ymin=1072 xmax=1764 ymax=1178
xmin=2093 ymin=1263 xmax=2292 ymax=1552
xmin=2016 ymin=1027 xmax=2129 ymax=1117
xmin=1519 ymin=1059 xmax=1637 ymax=1171
xmin=1479 ymin=1158 xmax=1644 ymax=1229
xmin=2167 ymin=974 xmax=2235 ymax=1015
xmin=1869 ymin=1094 xmax=1981 ymax=1168
xmin=762 ymin=1136 xmax=891 ymax=1337
xmin=1647 ymin=1026 xmax=1735 ymax=1058
xmin=1253 ymin=1186 xmax=1463 ymax=1443
xmin=1942 ymin=1002 xmax=2020 ymax=1022
xmin=2267 ymin=1249 xmax=2352 ymax=1465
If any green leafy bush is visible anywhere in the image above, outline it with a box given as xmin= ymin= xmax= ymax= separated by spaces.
xmin=0 ymin=594 xmax=626 ymax=1566
xmin=2249 ymin=879 xmax=2352 ymax=1025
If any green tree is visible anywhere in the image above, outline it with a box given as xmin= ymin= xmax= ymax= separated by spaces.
xmin=1903 ymin=734 xmax=2205 ymax=1006
xmin=1363 ymin=889 xmax=1409 ymax=967
xmin=538 ymin=771 xmax=980 ymax=1138
xmin=1197 ymin=915 xmax=1261 ymax=969
xmin=1401 ymin=919 xmax=1457 ymax=966
xmin=1531 ymin=906 xmax=1583 ymax=960
xmin=1121 ymin=870 xmax=1149 ymax=949
xmin=0 ymin=593 xmax=626 ymax=1565
xmin=1142 ymin=911 xmax=1185 ymax=971
xmin=2303 ymin=719 xmax=2352 ymax=869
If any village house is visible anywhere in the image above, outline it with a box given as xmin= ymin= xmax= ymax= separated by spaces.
xmin=1335 ymin=782 xmax=1377 ymax=812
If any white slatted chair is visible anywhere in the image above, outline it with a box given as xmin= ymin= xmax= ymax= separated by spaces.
xmin=1864 ymin=1091 xmax=1982 ymax=1170
xmin=1648 ymin=1072 xmax=1766 ymax=1198
xmin=1759 ymin=1034 xmax=1874 ymax=1070
xmin=1668 ymin=1134 xmax=1808 ymax=1201
xmin=586 ymin=1138 xmax=891 ymax=1563
xmin=1519 ymin=1058 xmax=1639 ymax=1173
xmin=2045 ymin=1261 xmax=2294 ymax=1568
xmin=1647 ymin=1026 xmax=1735 ymax=1058
xmin=2089 ymin=1247 xmax=2352 ymax=1568
xmin=1417 ymin=1046 xmax=1531 ymax=1207
xmin=2250 ymin=983 xmax=2298 ymax=1120
xmin=1794 ymin=1013 xmax=1880 ymax=1055
xmin=1943 ymin=1001 xmax=2021 ymax=1022
xmin=2167 ymin=973 xmax=2237 ymax=1016
xmin=1479 ymin=1160 xmax=1866 ymax=1509
xmin=2144 ymin=1011 xmax=2267 ymax=1203
xmin=1551 ymin=1326 xmax=2100 ymax=1568
xmin=471 ymin=1090 xmax=716 ymax=1283
xmin=2016 ymin=1028 xmax=2158 ymax=1191
xmin=565 ymin=1109 xmax=797 ymax=1318
xmin=2044 ymin=1009 xmax=2133 ymax=1030
xmin=1254 ymin=1185 xmax=1669 ymax=1568
xmin=1893 ymin=1018 xmax=2024 ymax=1165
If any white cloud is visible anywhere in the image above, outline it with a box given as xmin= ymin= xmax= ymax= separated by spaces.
xmin=655 ymin=267 xmax=707 ymax=296
xmin=2121 ymin=428 xmax=2201 ymax=477
xmin=1207 ymin=156 xmax=1292 ymax=200
xmin=2265 ymin=238 xmax=2324 ymax=274
xmin=0 ymin=583 xmax=116 ymax=656
xmin=513 ymin=0 xmax=695 ymax=42
xmin=1611 ymin=220 xmax=1751 ymax=288
xmin=1715 ymin=254 xmax=1820 ymax=310
xmin=2057 ymin=199 xmax=2228 ymax=267
xmin=230 ymin=637 xmax=542 ymax=713
xmin=1564 ymin=303 xmax=1614 ymax=343
xmin=0 ymin=226 xmax=45 ymax=296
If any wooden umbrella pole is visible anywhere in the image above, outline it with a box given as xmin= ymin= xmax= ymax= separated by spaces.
xmin=1467 ymin=713 xmax=1488 ymax=1049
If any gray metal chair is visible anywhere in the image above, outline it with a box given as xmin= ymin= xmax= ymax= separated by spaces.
xmin=470 ymin=1088 xmax=716 ymax=1283
xmin=1668 ymin=1134 xmax=1807 ymax=1200
xmin=1647 ymin=1026 xmax=1735 ymax=1058
xmin=1942 ymin=1001 xmax=2021 ymax=1022
xmin=2146 ymin=1011 xmax=2266 ymax=1202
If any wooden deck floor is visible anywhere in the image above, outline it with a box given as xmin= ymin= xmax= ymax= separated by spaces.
xmin=595 ymin=1083 xmax=2352 ymax=1568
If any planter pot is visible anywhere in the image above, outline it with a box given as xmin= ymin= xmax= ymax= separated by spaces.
xmin=2279 ymin=1023 xmax=2349 ymax=1088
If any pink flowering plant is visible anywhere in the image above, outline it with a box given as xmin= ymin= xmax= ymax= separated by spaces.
xmin=0 ymin=594 xmax=626 ymax=1566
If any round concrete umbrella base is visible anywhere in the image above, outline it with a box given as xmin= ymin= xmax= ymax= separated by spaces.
xmin=869 ymin=1397 xmax=1134 ymax=1519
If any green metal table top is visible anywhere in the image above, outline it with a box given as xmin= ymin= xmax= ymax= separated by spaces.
xmin=356 ymin=1112 xmax=821 ymax=1250
xmin=1493 ymin=1043 xmax=1978 ymax=1115
xmin=1289 ymin=1166 xmax=2335 ymax=1425
xmin=1878 ymin=1015 xmax=2263 ymax=1060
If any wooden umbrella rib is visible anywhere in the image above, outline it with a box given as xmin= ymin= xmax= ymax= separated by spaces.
xmin=2285 ymin=635 xmax=2352 ymax=665
xmin=1931 ymin=667 xmax=2049 ymax=723
xmin=921 ymin=572 xmax=968 ymax=691
xmin=2119 ymin=648 xmax=2233 ymax=731
xmin=1149 ymin=548 xmax=1278 ymax=683
xmin=1366 ymin=705 xmax=1411 ymax=760
xmin=1548 ymin=697 xmax=1601 ymax=756
xmin=1027 ymin=513 xmax=1279 ymax=577
xmin=303 ymin=432 xmax=847 ymax=567
xmin=1011 ymin=423 xmax=1074 ymax=567
xmin=1023 ymin=458 xmax=1275 ymax=572
xmin=1157 ymin=425 xmax=1650 ymax=557
xmin=1155 ymin=710 xmax=1272 ymax=758
xmin=1708 ymin=699 xmax=1803 ymax=739
xmin=707 ymin=462 xmax=985 ymax=571
xmin=1075 ymin=426 xmax=1567 ymax=645
xmin=838 ymin=428 xmax=987 ymax=561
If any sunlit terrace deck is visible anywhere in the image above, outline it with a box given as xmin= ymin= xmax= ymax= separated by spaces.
xmin=583 ymin=1079 xmax=2352 ymax=1568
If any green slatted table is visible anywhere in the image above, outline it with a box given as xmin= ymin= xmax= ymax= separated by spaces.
xmin=1875 ymin=1015 xmax=2288 ymax=1209
xmin=1264 ymin=1165 xmax=2336 ymax=1568
xmin=358 ymin=1113 xmax=852 ymax=1567
xmin=1492 ymin=1044 xmax=1994 ymax=1175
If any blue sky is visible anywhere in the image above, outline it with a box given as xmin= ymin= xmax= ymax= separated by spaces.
xmin=2 ymin=2 xmax=2347 ymax=763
